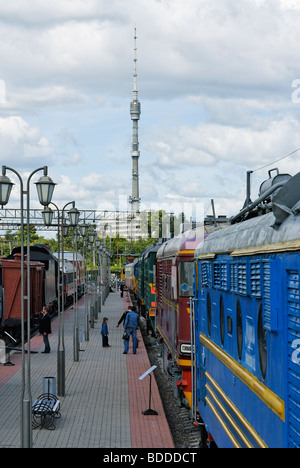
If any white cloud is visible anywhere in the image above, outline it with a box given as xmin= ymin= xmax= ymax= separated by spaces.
xmin=0 ymin=0 xmax=300 ymax=219
xmin=62 ymin=152 xmax=83 ymax=167
xmin=280 ymin=0 xmax=300 ymax=9
xmin=0 ymin=0 xmax=109 ymax=26
xmin=146 ymin=115 xmax=300 ymax=174
xmin=1 ymin=0 xmax=299 ymax=101
xmin=5 ymin=86 xmax=91 ymax=112
xmin=0 ymin=116 xmax=54 ymax=164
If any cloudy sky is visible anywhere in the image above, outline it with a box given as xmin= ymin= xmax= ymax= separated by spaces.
xmin=1 ymin=0 xmax=300 ymax=225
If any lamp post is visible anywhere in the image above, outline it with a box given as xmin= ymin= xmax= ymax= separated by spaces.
xmin=95 ymin=238 xmax=102 ymax=316
xmin=73 ymin=227 xmax=80 ymax=362
xmin=61 ymin=203 xmax=79 ymax=393
xmin=42 ymin=201 xmax=79 ymax=396
xmin=103 ymin=223 xmax=112 ymax=291
xmin=0 ymin=165 xmax=55 ymax=448
xmin=79 ymin=224 xmax=89 ymax=341
xmin=42 ymin=203 xmax=63 ymax=396
xmin=88 ymin=230 xmax=96 ymax=328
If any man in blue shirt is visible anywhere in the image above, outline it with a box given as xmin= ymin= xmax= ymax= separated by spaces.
xmin=123 ymin=307 xmax=139 ymax=354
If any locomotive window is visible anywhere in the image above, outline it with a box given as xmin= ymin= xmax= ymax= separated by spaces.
xmin=220 ymin=295 xmax=225 ymax=345
xmin=227 ymin=315 xmax=233 ymax=335
xmin=258 ymin=304 xmax=267 ymax=379
xmin=236 ymin=299 xmax=243 ymax=360
xmin=178 ymin=262 xmax=194 ymax=297
xmin=207 ymin=292 xmax=212 ymax=336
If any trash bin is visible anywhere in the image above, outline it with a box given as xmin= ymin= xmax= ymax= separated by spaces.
xmin=43 ymin=376 xmax=57 ymax=397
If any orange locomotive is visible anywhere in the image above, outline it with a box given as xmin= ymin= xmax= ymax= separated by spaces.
xmin=155 ymin=229 xmax=204 ymax=408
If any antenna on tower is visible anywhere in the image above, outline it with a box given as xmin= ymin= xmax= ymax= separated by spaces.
xmin=129 ymin=28 xmax=141 ymax=215
xmin=133 ymin=28 xmax=138 ymax=94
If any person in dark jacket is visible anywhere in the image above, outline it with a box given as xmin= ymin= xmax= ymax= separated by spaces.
xmin=116 ymin=305 xmax=134 ymax=328
xmin=101 ymin=317 xmax=110 ymax=347
xmin=39 ymin=305 xmax=52 ymax=353
xmin=123 ymin=307 xmax=139 ymax=354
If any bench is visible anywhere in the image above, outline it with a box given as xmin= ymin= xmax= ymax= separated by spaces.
xmin=32 ymin=393 xmax=61 ymax=430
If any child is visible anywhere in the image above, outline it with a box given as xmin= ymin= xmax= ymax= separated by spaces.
xmin=101 ymin=317 xmax=110 ymax=347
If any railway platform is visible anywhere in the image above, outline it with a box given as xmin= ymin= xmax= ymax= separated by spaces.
xmin=0 ymin=289 xmax=174 ymax=449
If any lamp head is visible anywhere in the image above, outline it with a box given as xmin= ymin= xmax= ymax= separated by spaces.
xmin=0 ymin=174 xmax=14 ymax=206
xmin=35 ymin=174 xmax=56 ymax=206
xmin=68 ymin=206 xmax=80 ymax=226
xmin=42 ymin=206 xmax=54 ymax=226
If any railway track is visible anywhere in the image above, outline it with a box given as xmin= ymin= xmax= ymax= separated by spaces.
xmin=142 ymin=328 xmax=201 ymax=448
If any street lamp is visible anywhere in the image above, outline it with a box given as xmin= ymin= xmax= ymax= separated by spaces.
xmin=42 ymin=201 xmax=79 ymax=396
xmin=88 ymin=230 xmax=96 ymax=244
xmin=42 ymin=202 xmax=64 ymax=395
xmin=41 ymin=206 xmax=54 ymax=226
xmin=95 ymin=238 xmax=101 ymax=249
xmin=80 ymin=223 xmax=89 ymax=238
xmin=35 ymin=174 xmax=56 ymax=206
xmin=66 ymin=207 xmax=81 ymax=362
xmin=72 ymin=225 xmax=80 ymax=362
xmin=94 ymin=239 xmax=102 ymax=315
xmin=0 ymin=173 xmax=14 ymax=206
xmin=68 ymin=206 xmax=80 ymax=227
xmin=0 ymin=165 xmax=56 ymax=448
xmin=62 ymin=224 xmax=69 ymax=237
xmin=79 ymin=224 xmax=89 ymax=341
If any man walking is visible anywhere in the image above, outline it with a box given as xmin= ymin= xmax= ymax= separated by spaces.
xmin=116 ymin=305 xmax=133 ymax=328
xmin=123 ymin=307 xmax=139 ymax=354
xmin=39 ymin=305 xmax=52 ymax=353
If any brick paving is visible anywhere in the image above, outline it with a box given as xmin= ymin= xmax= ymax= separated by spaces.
xmin=0 ymin=290 xmax=174 ymax=448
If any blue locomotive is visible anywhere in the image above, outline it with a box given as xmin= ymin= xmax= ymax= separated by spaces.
xmin=193 ymin=169 xmax=300 ymax=448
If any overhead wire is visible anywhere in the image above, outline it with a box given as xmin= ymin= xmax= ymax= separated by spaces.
xmin=252 ymin=147 xmax=300 ymax=173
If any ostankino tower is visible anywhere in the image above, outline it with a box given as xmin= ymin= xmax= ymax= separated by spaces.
xmin=129 ymin=28 xmax=141 ymax=215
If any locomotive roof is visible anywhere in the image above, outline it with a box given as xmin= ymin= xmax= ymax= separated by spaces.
xmin=10 ymin=244 xmax=57 ymax=262
xmin=138 ymin=245 xmax=154 ymax=261
xmin=54 ymin=258 xmax=75 ymax=273
xmin=144 ymin=243 xmax=161 ymax=260
xmin=157 ymin=227 xmax=205 ymax=259
xmin=195 ymin=200 xmax=300 ymax=258
xmin=53 ymin=251 xmax=84 ymax=262
xmin=125 ymin=258 xmax=138 ymax=269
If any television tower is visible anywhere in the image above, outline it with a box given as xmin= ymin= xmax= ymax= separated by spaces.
xmin=129 ymin=28 xmax=141 ymax=214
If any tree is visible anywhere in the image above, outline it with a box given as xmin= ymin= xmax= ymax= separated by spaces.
xmin=15 ymin=225 xmax=39 ymax=245
xmin=0 ymin=230 xmax=18 ymax=256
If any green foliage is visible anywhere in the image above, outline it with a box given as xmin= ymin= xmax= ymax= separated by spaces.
xmin=0 ymin=226 xmax=56 ymax=257
xmin=1 ymin=210 xmax=185 ymax=264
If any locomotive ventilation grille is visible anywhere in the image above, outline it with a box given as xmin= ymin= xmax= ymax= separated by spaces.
xmin=287 ymin=270 xmax=300 ymax=448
